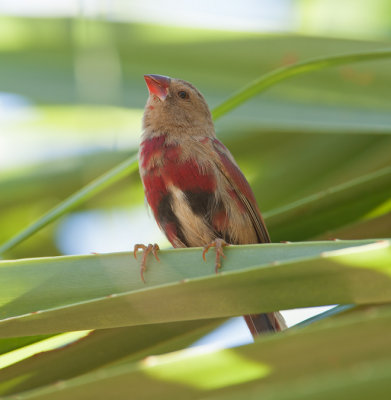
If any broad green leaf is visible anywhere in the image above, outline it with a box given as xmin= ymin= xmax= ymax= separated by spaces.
xmin=230 ymin=130 xmax=391 ymax=211
xmin=0 ymin=319 xmax=223 ymax=396
xmin=0 ymin=240 xmax=390 ymax=337
xmin=4 ymin=303 xmax=391 ymax=400
xmin=265 ymin=165 xmax=391 ymax=240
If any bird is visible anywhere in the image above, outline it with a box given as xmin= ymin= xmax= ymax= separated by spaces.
xmin=135 ymin=74 xmax=286 ymax=337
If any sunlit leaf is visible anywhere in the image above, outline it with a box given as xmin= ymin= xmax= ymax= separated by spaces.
xmin=0 ymin=239 xmax=390 ymax=337
xmin=0 ymin=319 xmax=223 ymax=396
xmin=3 ymin=304 xmax=391 ymax=400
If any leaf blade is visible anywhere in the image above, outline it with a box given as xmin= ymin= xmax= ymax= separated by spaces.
xmin=0 ymin=240 xmax=390 ymax=337
xmin=0 ymin=155 xmax=138 ymax=256
xmin=4 ymin=303 xmax=391 ymax=400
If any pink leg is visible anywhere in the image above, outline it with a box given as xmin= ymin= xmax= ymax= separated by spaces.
xmin=133 ymin=243 xmax=160 ymax=282
xmin=202 ymin=238 xmax=229 ymax=273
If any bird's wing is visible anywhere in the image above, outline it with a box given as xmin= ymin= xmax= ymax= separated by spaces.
xmin=211 ymin=138 xmax=271 ymax=243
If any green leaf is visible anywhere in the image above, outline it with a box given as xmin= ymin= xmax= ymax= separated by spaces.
xmin=4 ymin=303 xmax=391 ymax=400
xmin=0 ymin=155 xmax=138 ymax=256
xmin=265 ymin=165 xmax=391 ymax=240
xmin=320 ymin=211 xmax=391 ymax=240
xmin=0 ymin=239 xmax=390 ymax=337
xmin=294 ymin=305 xmax=355 ymax=327
xmin=0 ymin=319 xmax=223 ymax=396
xmin=0 ymin=150 xmax=133 ymax=209
xmin=0 ymin=334 xmax=54 ymax=357
xmin=211 ymin=48 xmax=391 ymax=120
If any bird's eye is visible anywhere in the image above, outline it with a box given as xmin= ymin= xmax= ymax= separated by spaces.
xmin=177 ymin=90 xmax=188 ymax=99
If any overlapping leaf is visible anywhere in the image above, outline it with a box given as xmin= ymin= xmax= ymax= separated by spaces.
xmin=0 ymin=319 xmax=223 ymax=396
xmin=0 ymin=240 xmax=390 ymax=337
xmin=3 ymin=304 xmax=391 ymax=400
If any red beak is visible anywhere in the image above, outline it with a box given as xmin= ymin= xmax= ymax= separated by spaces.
xmin=144 ymin=74 xmax=171 ymax=101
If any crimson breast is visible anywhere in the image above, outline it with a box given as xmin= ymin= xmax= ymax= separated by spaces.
xmin=139 ymin=135 xmax=217 ymax=246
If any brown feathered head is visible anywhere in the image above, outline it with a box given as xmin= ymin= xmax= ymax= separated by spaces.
xmin=142 ymin=74 xmax=214 ymax=137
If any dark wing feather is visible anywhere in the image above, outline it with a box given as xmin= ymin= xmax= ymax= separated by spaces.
xmin=211 ymin=139 xmax=286 ymax=337
xmin=212 ymin=139 xmax=271 ymax=244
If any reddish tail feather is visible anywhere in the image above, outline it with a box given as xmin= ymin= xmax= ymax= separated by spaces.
xmin=244 ymin=312 xmax=286 ymax=337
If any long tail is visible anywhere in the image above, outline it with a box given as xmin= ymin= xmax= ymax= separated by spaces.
xmin=244 ymin=312 xmax=286 ymax=337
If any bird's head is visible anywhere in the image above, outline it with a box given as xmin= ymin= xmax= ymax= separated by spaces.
xmin=142 ymin=74 xmax=214 ymax=138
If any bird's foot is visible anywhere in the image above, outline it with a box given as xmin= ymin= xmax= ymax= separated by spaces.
xmin=133 ymin=243 xmax=160 ymax=283
xmin=202 ymin=238 xmax=229 ymax=273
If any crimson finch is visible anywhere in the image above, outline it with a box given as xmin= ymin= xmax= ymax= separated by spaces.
xmin=136 ymin=74 xmax=285 ymax=336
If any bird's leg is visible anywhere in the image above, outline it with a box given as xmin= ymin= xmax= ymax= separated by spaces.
xmin=202 ymin=238 xmax=229 ymax=273
xmin=133 ymin=243 xmax=160 ymax=283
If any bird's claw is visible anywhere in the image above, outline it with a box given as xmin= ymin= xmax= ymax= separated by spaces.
xmin=133 ymin=243 xmax=160 ymax=282
xmin=202 ymin=239 xmax=228 ymax=274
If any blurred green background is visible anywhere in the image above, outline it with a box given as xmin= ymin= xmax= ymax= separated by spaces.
xmin=1 ymin=0 xmax=390 ymax=263
xmin=0 ymin=2 xmax=391 ymax=395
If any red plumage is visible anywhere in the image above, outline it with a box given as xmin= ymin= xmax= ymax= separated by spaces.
xmin=138 ymin=74 xmax=286 ymax=336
